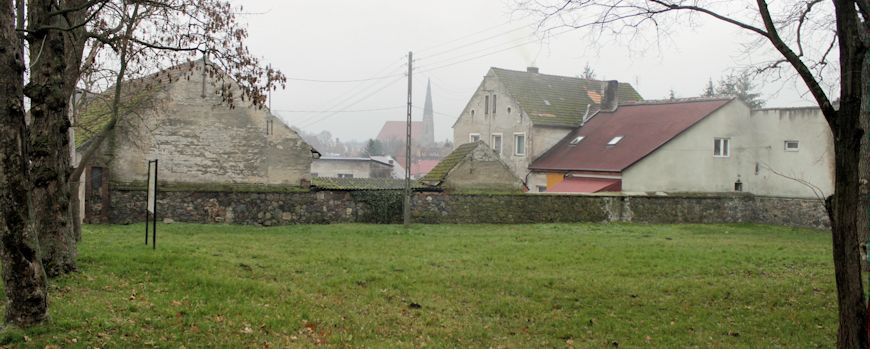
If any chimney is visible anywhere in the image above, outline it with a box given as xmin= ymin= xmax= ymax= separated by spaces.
xmin=527 ymin=66 xmax=539 ymax=74
xmin=601 ymin=80 xmax=619 ymax=111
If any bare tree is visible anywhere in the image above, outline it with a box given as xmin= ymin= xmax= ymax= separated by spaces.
xmin=0 ymin=0 xmax=48 ymax=326
xmin=514 ymin=0 xmax=867 ymax=347
xmin=2 ymin=0 xmax=286 ymax=325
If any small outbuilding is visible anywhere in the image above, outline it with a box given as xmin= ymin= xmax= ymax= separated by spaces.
xmin=419 ymin=141 xmax=523 ymax=192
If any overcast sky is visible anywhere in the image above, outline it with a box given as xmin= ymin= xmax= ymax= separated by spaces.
xmin=237 ymin=0 xmax=822 ymax=143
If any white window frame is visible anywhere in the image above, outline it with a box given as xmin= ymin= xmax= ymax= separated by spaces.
xmin=714 ymin=137 xmax=730 ymax=157
xmin=784 ymin=140 xmax=799 ymax=152
xmin=469 ymin=133 xmax=481 ymax=143
xmin=491 ymin=133 xmax=503 ymax=155
xmin=607 ymin=136 xmax=624 ymax=145
xmin=513 ymin=132 xmax=526 ymax=156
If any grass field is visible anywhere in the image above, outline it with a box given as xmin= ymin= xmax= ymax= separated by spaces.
xmin=1 ymin=223 xmax=835 ymax=348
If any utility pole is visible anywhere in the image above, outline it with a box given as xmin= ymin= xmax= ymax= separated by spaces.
xmin=403 ymin=51 xmax=413 ymax=227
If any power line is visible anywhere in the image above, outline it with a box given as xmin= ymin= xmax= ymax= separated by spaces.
xmin=415 ymin=18 xmax=527 ymax=54
xmin=284 ymin=73 xmax=403 ymax=83
xmin=416 ymin=24 xmax=533 ymax=62
xmin=291 ymin=57 xmax=406 ymax=125
xmin=416 ymin=29 xmax=573 ymax=74
xmin=298 ymin=76 xmax=405 ymax=129
xmin=273 ymin=105 xmax=405 ymax=113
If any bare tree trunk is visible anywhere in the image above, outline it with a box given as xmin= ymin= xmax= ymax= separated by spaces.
xmin=859 ymin=46 xmax=869 ymax=273
xmin=0 ymin=0 xmax=48 ymax=326
xmin=25 ymin=0 xmax=76 ymax=277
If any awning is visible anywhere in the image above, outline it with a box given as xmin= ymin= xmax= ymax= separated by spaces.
xmin=548 ymin=177 xmax=621 ymax=193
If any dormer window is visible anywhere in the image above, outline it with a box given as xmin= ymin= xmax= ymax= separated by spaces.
xmin=607 ymin=136 xmax=623 ymax=145
xmin=569 ymin=136 xmax=584 ymax=145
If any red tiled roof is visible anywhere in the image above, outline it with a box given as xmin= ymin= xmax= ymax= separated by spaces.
xmin=549 ymin=177 xmax=621 ymax=193
xmin=410 ymin=159 xmax=440 ymax=177
xmin=530 ymin=98 xmax=734 ymax=172
xmin=377 ymin=121 xmax=422 ymax=142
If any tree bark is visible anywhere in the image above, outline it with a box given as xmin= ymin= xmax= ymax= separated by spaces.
xmin=25 ymin=0 xmax=77 ymax=277
xmin=827 ymin=2 xmax=868 ymax=347
xmin=0 ymin=0 xmax=49 ymax=326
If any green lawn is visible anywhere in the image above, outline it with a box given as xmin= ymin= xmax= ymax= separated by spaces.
xmin=3 ymin=223 xmax=835 ymax=348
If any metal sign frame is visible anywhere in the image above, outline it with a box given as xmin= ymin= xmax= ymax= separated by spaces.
xmin=145 ymin=159 xmax=158 ymax=249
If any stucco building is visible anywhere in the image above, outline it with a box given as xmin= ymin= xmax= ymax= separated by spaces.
xmin=452 ymin=67 xmax=642 ymax=181
xmin=529 ymin=98 xmax=834 ymax=198
xmin=311 ymin=156 xmax=395 ymax=179
xmin=75 ymin=60 xmax=318 ymax=222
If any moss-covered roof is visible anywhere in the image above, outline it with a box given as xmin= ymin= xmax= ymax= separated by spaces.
xmin=491 ymin=68 xmax=643 ymax=127
xmin=310 ymin=177 xmax=424 ymax=191
xmin=419 ymin=141 xmax=481 ymax=183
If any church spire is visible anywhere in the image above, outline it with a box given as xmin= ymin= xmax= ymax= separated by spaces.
xmin=422 ymin=79 xmax=435 ymax=145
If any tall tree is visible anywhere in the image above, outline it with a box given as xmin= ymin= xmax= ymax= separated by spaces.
xmin=515 ymin=0 xmax=867 ymax=347
xmin=364 ymin=139 xmax=385 ymax=156
xmin=0 ymin=0 xmax=48 ymax=326
xmin=2 ymin=0 xmax=286 ymax=326
xmin=715 ymin=72 xmax=765 ymax=109
xmin=581 ymin=62 xmax=596 ymax=79
xmin=701 ymin=78 xmax=715 ymax=97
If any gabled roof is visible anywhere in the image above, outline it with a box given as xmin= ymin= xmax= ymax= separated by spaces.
xmin=529 ymin=98 xmax=735 ymax=172
xmin=419 ymin=141 xmax=481 ymax=183
xmin=491 ymin=68 xmax=642 ymax=127
xmin=377 ymin=121 xmax=422 ymax=142
xmin=310 ymin=177 xmax=424 ymax=191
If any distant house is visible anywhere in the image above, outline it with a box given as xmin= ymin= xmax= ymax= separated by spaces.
xmin=420 ymin=141 xmax=523 ymax=192
xmin=75 ymin=60 xmax=318 ymax=222
xmin=410 ymin=159 xmax=439 ymax=179
xmin=311 ymin=156 xmax=394 ymax=179
xmin=452 ymin=67 xmax=642 ymax=180
xmin=376 ymin=81 xmax=435 ymax=146
xmin=370 ymin=155 xmax=405 ymax=178
xmin=529 ymin=97 xmax=833 ymax=198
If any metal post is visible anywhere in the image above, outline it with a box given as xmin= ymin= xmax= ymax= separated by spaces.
xmin=152 ymin=159 xmax=158 ymax=250
xmin=403 ymin=51 xmax=413 ymax=227
xmin=145 ymin=163 xmax=150 ymax=245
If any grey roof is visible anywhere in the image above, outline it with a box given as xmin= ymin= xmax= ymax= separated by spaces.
xmin=491 ymin=67 xmax=643 ymax=127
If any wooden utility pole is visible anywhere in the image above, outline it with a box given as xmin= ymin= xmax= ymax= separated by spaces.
xmin=403 ymin=51 xmax=413 ymax=227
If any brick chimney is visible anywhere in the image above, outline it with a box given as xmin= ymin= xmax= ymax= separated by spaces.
xmin=601 ymin=80 xmax=619 ymax=111
xmin=527 ymin=66 xmax=539 ymax=74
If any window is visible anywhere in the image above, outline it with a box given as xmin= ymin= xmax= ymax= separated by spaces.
xmin=507 ymin=107 xmax=512 ymax=114
xmin=471 ymin=109 xmax=475 ymax=117
xmin=569 ymin=136 xmax=585 ymax=145
xmin=537 ymin=185 xmax=547 ymax=193
xmin=337 ymin=173 xmax=353 ymax=178
xmin=514 ymin=133 xmax=526 ymax=156
xmin=469 ymin=133 xmax=480 ymax=142
xmin=484 ymin=95 xmax=489 ymax=115
xmin=492 ymin=94 xmax=497 ymax=115
xmin=784 ymin=140 xmax=799 ymax=151
xmin=714 ymin=138 xmax=730 ymax=157
xmin=491 ymin=134 xmax=502 ymax=155
xmin=607 ymin=136 xmax=623 ymax=145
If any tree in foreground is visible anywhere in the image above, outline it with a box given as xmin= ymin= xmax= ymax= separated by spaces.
xmin=0 ymin=0 xmax=47 ymax=326
xmin=515 ymin=0 xmax=867 ymax=347
xmin=1 ymin=0 xmax=284 ymax=326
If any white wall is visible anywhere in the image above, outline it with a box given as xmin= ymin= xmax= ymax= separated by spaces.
xmin=622 ymin=101 xmax=833 ymax=198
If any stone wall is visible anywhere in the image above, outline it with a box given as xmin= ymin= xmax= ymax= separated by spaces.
xmin=108 ymin=188 xmax=830 ymax=229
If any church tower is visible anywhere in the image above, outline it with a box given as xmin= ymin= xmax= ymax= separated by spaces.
xmin=422 ymin=79 xmax=435 ymax=145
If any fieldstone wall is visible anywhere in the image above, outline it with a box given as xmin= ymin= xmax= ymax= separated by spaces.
xmin=108 ymin=189 xmax=830 ymax=229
